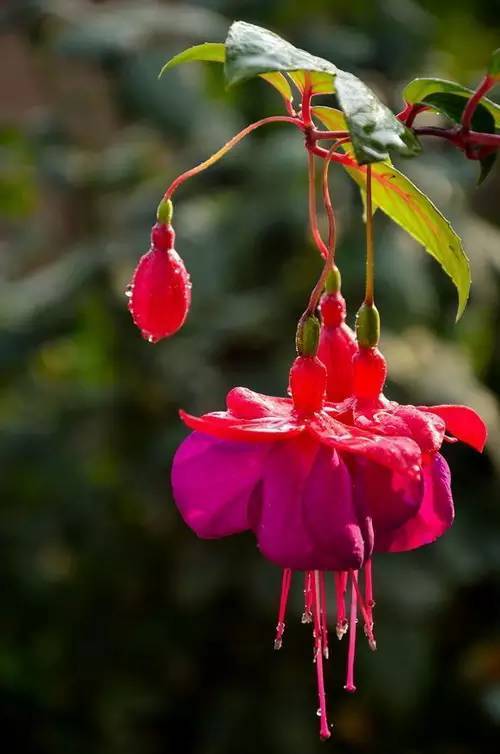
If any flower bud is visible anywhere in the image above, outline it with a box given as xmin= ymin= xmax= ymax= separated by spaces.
xmin=127 ymin=213 xmax=191 ymax=342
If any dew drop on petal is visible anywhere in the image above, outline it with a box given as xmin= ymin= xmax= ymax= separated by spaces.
xmin=125 ymin=284 xmax=133 ymax=298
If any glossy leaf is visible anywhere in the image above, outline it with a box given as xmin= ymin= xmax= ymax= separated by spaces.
xmin=335 ymin=71 xmax=421 ymax=164
xmin=224 ymin=21 xmax=337 ymax=88
xmin=314 ymin=106 xmax=471 ymax=318
xmin=403 ymin=77 xmax=500 ymax=127
xmin=159 ymin=41 xmax=292 ymax=101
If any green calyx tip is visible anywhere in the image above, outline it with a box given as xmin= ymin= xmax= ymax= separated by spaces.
xmin=355 ymin=303 xmax=380 ymax=347
xmin=325 ymin=267 xmax=341 ymax=294
xmin=296 ymin=314 xmax=320 ymax=357
xmin=157 ymin=197 xmax=173 ymax=225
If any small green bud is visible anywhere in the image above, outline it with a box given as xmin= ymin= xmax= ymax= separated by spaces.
xmin=157 ymin=197 xmax=173 ymax=225
xmin=325 ymin=266 xmax=341 ymax=294
xmin=355 ymin=303 xmax=380 ymax=347
xmin=296 ymin=314 xmax=320 ymax=357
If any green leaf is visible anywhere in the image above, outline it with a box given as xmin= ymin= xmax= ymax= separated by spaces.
xmin=335 ymin=71 xmax=421 ymax=164
xmin=489 ymin=48 xmax=500 ymax=79
xmin=158 ymin=43 xmax=225 ymax=77
xmin=403 ymin=77 xmax=500 ymax=127
xmin=314 ymin=106 xmax=471 ymax=318
xmin=289 ymin=70 xmax=335 ymax=95
xmin=421 ymin=92 xmax=494 ymax=130
xmin=478 ymin=152 xmax=497 ymax=185
xmin=259 ymin=72 xmax=294 ymax=101
xmin=418 ymin=91 xmax=497 ymax=184
xmin=224 ymin=21 xmax=337 ymax=88
xmin=402 ymin=85 xmax=498 ymax=185
xmin=159 ymin=41 xmax=293 ymax=101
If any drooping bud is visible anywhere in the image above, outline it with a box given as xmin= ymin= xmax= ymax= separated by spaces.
xmin=318 ymin=285 xmax=358 ymax=402
xmin=295 ymin=314 xmax=320 ymax=357
xmin=355 ymin=303 xmax=380 ymax=348
xmin=127 ymin=199 xmax=191 ymax=343
xmin=352 ymin=347 xmax=387 ymax=400
xmin=289 ymin=356 xmax=326 ymax=414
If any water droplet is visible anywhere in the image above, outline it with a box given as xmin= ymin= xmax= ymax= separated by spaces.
xmin=301 ymin=610 xmax=312 ymax=624
xmin=147 ymin=335 xmax=155 ymax=343
xmin=274 ymin=638 xmax=282 ymax=651
xmin=336 ymin=620 xmax=348 ymax=640
xmin=316 ymin=708 xmax=322 ymax=717
xmin=124 ymin=284 xmax=133 ymax=298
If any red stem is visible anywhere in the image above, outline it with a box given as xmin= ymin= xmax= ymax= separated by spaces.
xmin=311 ymin=128 xmax=350 ymax=140
xmin=164 ymin=115 xmax=302 ymax=199
xmin=465 ymin=130 xmax=500 ymax=147
xmin=461 ymin=74 xmax=496 ymax=130
xmin=302 ymin=73 xmax=313 ymax=127
xmin=397 ymin=103 xmax=430 ymax=127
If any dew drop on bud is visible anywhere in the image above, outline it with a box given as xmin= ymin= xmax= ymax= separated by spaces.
xmin=274 ymin=638 xmax=283 ymax=651
xmin=125 ymin=284 xmax=133 ymax=298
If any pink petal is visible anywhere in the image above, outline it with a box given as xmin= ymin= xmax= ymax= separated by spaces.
xmin=179 ymin=409 xmax=304 ymax=442
xmin=420 ymin=405 xmax=487 ymax=452
xmin=350 ymin=457 xmax=423 ymax=532
xmin=171 ymin=432 xmax=270 ymax=538
xmin=226 ymin=387 xmax=292 ymax=418
xmin=355 ymin=404 xmax=446 ymax=456
xmin=255 ymin=436 xmax=373 ymax=571
xmin=310 ymin=412 xmax=422 ymax=475
xmin=374 ymin=454 xmax=454 ymax=552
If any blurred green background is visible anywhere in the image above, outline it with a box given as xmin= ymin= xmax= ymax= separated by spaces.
xmin=1 ymin=1 xmax=500 ymax=752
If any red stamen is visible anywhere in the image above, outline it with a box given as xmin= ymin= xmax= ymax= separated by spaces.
xmin=312 ymin=571 xmax=332 ymax=740
xmin=344 ymin=574 xmax=358 ymax=693
xmin=302 ymin=571 xmax=313 ymax=624
xmin=364 ymin=559 xmax=375 ymax=625
xmin=320 ymin=571 xmax=329 ymax=659
xmin=351 ymin=570 xmax=377 ymax=651
xmin=274 ymin=568 xmax=292 ymax=650
xmin=334 ymin=571 xmax=348 ymax=639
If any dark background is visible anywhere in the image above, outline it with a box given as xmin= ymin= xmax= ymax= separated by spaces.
xmin=1 ymin=1 xmax=500 ymax=752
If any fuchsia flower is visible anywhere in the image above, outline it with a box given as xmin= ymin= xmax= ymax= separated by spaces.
xmin=128 ymin=202 xmax=191 ymax=343
xmin=170 ymin=348 xmax=486 ymax=739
